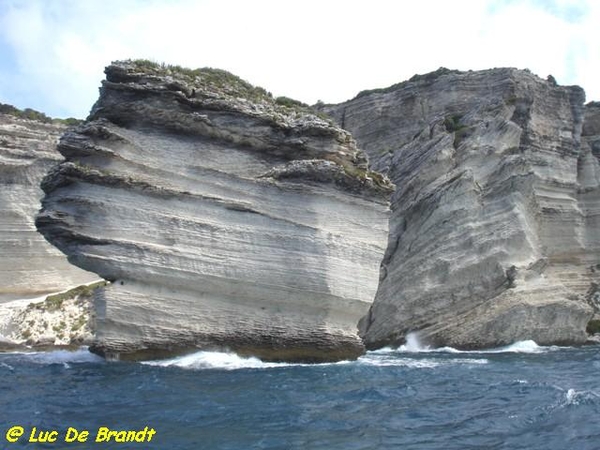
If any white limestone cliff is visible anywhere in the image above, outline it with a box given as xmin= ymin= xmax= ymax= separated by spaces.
xmin=0 ymin=112 xmax=96 ymax=302
xmin=322 ymin=68 xmax=599 ymax=349
xmin=36 ymin=60 xmax=392 ymax=362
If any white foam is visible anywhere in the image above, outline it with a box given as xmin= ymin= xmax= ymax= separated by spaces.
xmin=138 ymin=339 xmax=561 ymax=372
xmin=359 ymin=357 xmax=442 ymax=368
xmin=142 ymin=348 xmax=491 ymax=371
xmin=566 ymin=388 xmax=577 ymax=403
xmin=397 ymin=332 xmax=429 ymax=352
xmin=392 ymin=338 xmax=561 ymax=355
xmin=451 ymin=358 xmax=489 ymax=365
xmin=0 ymin=362 xmax=14 ymax=371
xmin=394 ymin=332 xmax=460 ymax=353
xmin=486 ymin=340 xmax=544 ymax=353
xmin=17 ymin=348 xmax=103 ymax=364
xmin=562 ymin=388 xmax=600 ymax=406
xmin=143 ymin=351 xmax=301 ymax=371
xmin=368 ymin=346 xmax=398 ymax=355
xmin=358 ymin=352 xmax=488 ymax=368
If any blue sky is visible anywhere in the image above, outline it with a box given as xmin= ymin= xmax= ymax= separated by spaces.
xmin=0 ymin=0 xmax=598 ymax=118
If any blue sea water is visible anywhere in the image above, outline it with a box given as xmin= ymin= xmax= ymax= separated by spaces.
xmin=1 ymin=340 xmax=599 ymax=450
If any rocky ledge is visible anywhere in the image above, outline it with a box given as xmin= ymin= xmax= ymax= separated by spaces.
xmin=0 ymin=110 xmax=96 ymax=303
xmin=36 ymin=60 xmax=392 ymax=362
xmin=322 ymin=68 xmax=600 ymax=349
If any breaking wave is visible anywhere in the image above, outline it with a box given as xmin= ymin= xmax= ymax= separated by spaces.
xmin=143 ymin=347 xmax=489 ymax=371
xmin=143 ymin=351 xmax=305 ymax=371
xmin=481 ymin=340 xmax=550 ymax=354
xmin=380 ymin=333 xmax=566 ymax=355
xmin=356 ymin=353 xmax=489 ymax=368
xmin=0 ymin=338 xmax=572 ymax=372
xmin=562 ymin=388 xmax=600 ymax=406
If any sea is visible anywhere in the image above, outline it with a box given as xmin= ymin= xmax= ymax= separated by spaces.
xmin=1 ymin=337 xmax=599 ymax=450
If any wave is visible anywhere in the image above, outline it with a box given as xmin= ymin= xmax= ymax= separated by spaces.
xmin=563 ymin=388 xmax=600 ymax=406
xmin=142 ymin=351 xmax=307 ymax=371
xmin=0 ymin=338 xmax=567 ymax=372
xmin=0 ymin=337 xmax=569 ymax=373
xmin=379 ymin=333 xmax=566 ymax=355
xmin=140 ymin=337 xmax=557 ymax=372
xmin=1 ymin=347 xmax=103 ymax=365
xmin=0 ymin=361 xmax=15 ymax=371
xmin=142 ymin=349 xmax=491 ymax=371
xmin=480 ymin=340 xmax=547 ymax=354
xmin=459 ymin=340 xmax=567 ymax=354
xmin=357 ymin=354 xmax=489 ymax=368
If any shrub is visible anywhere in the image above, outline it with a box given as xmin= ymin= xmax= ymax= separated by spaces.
xmin=443 ymin=114 xmax=473 ymax=148
xmin=44 ymin=280 xmax=107 ymax=311
xmin=0 ymin=103 xmax=53 ymax=123
xmin=587 ymin=319 xmax=600 ymax=335
xmin=275 ymin=96 xmax=308 ymax=108
xmin=0 ymin=102 xmax=82 ymax=125
xmin=54 ymin=117 xmax=83 ymax=126
xmin=130 ymin=59 xmax=272 ymax=103
xmin=444 ymin=114 xmax=465 ymax=132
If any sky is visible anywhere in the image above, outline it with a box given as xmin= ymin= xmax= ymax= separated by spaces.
xmin=0 ymin=0 xmax=598 ymax=119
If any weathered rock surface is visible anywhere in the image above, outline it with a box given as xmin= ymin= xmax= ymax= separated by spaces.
xmin=37 ymin=60 xmax=391 ymax=362
xmin=583 ymin=101 xmax=600 ymax=328
xmin=322 ymin=68 xmax=599 ymax=349
xmin=0 ymin=113 xmax=96 ymax=303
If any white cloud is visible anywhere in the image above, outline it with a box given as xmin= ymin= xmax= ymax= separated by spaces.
xmin=0 ymin=0 xmax=597 ymax=118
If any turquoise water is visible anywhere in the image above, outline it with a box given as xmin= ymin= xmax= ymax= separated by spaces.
xmin=1 ymin=341 xmax=599 ymax=449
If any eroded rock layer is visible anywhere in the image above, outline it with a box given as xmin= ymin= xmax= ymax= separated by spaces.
xmin=322 ymin=68 xmax=599 ymax=349
xmin=37 ymin=60 xmax=391 ymax=362
xmin=0 ymin=114 xmax=96 ymax=302
xmin=582 ymin=101 xmax=600 ymax=326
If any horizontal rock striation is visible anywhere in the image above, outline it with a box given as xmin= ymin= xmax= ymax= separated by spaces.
xmin=37 ymin=60 xmax=391 ymax=362
xmin=322 ymin=68 xmax=599 ymax=349
xmin=582 ymin=101 xmax=600 ymax=326
xmin=0 ymin=113 xmax=96 ymax=303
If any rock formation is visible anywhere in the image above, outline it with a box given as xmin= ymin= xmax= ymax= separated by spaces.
xmin=0 ymin=111 xmax=96 ymax=303
xmin=582 ymin=101 xmax=600 ymax=331
xmin=322 ymin=68 xmax=599 ymax=349
xmin=36 ymin=60 xmax=392 ymax=362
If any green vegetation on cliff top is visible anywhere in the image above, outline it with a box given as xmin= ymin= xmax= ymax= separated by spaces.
xmin=132 ymin=58 xmax=273 ymax=102
xmin=127 ymin=60 xmax=390 ymax=192
xmin=0 ymin=102 xmax=82 ymax=125
xmin=129 ymin=59 xmax=316 ymax=115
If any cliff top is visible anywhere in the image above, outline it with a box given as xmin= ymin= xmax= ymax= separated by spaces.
xmin=88 ymin=60 xmax=394 ymax=196
xmin=344 ymin=66 xmax=584 ymax=104
xmin=101 ymin=59 xmax=330 ymax=125
xmin=0 ymin=103 xmax=83 ymax=126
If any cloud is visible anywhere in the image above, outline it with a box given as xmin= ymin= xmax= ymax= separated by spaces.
xmin=0 ymin=0 xmax=598 ymax=118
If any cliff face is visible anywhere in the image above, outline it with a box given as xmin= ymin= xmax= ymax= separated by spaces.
xmin=583 ymin=101 xmax=600 ymax=326
xmin=36 ymin=60 xmax=392 ymax=362
xmin=322 ymin=68 xmax=599 ymax=349
xmin=0 ymin=113 xmax=96 ymax=302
